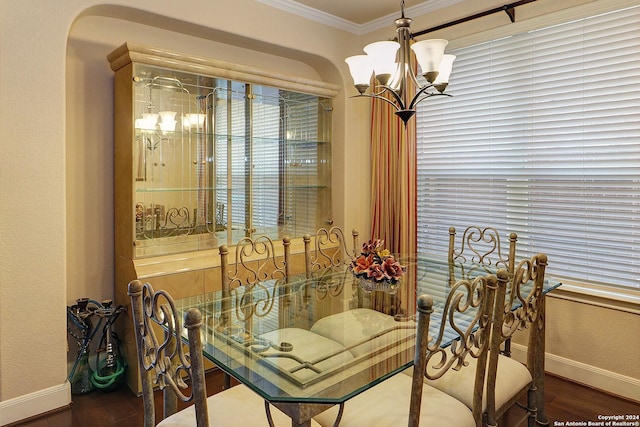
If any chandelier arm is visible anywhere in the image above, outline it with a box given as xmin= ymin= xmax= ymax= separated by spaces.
xmin=408 ymin=84 xmax=438 ymax=110
xmin=378 ymin=85 xmax=407 ymax=111
xmin=351 ymin=93 xmax=401 ymax=111
xmin=407 ymin=67 xmax=422 ymax=89
xmin=369 ymin=86 xmax=395 ymax=99
xmin=354 ymin=84 xmax=408 ymax=111
xmin=410 ymin=92 xmax=452 ymax=110
xmin=408 ymin=84 xmax=436 ymax=109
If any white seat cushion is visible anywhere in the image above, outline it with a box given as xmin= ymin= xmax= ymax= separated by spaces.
xmin=158 ymin=383 xmax=322 ymax=426
xmin=425 ymin=353 xmax=532 ymax=412
xmin=313 ymin=373 xmax=476 ymax=427
xmin=310 ymin=308 xmax=416 ymax=357
xmin=257 ymin=328 xmax=355 ymax=382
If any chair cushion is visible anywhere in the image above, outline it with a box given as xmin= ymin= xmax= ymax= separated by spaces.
xmin=310 ymin=308 xmax=416 ymax=357
xmin=158 ymin=383 xmax=322 ymax=426
xmin=424 ymin=353 xmax=532 ymax=412
xmin=313 ymin=372 xmax=476 ymax=427
xmin=257 ymin=328 xmax=355 ymax=383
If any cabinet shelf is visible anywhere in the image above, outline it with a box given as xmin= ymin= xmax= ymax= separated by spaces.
xmin=135 ymin=185 xmax=328 ymax=193
xmin=136 ymin=129 xmax=329 ymax=146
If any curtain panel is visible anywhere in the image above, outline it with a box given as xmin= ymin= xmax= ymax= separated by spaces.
xmin=369 ymin=93 xmax=418 ymax=315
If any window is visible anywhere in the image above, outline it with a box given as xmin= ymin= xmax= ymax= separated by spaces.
xmin=416 ymin=5 xmax=640 ymax=290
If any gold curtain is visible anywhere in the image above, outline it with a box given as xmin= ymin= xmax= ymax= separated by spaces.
xmin=369 ymin=90 xmax=418 ymax=317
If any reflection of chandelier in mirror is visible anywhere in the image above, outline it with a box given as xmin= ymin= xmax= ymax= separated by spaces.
xmin=344 ymin=0 xmax=455 ymax=126
xmin=135 ymin=111 xmax=180 ymax=135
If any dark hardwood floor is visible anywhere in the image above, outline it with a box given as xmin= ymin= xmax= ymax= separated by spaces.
xmin=9 ymin=370 xmax=639 ymax=427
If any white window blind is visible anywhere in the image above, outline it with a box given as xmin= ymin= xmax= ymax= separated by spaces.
xmin=416 ymin=5 xmax=640 ymax=290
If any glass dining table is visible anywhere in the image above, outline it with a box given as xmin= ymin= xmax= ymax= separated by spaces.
xmin=173 ymin=256 xmax=561 ymax=427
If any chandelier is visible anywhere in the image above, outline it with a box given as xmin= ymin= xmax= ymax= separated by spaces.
xmin=344 ymin=0 xmax=455 ymax=125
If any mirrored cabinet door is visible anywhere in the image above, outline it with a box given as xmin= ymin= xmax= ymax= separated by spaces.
xmin=111 ymin=48 xmax=334 ymax=259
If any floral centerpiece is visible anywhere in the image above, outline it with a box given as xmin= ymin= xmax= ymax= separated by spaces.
xmin=350 ymin=239 xmax=405 ymax=293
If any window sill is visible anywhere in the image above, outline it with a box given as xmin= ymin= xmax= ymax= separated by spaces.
xmin=547 ymin=276 xmax=640 ymax=315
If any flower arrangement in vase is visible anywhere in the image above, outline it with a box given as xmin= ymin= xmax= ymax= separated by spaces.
xmin=350 ymin=239 xmax=405 ymax=293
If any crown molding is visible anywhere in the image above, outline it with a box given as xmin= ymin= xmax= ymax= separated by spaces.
xmin=257 ymin=0 xmax=360 ymax=33
xmin=256 ymin=0 xmax=464 ymax=35
xmin=362 ymin=0 xmax=466 ymax=34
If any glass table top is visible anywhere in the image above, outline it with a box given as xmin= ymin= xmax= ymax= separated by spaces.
xmin=173 ymin=256 xmax=561 ymax=405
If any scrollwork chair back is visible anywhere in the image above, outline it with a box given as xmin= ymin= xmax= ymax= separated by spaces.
xmin=449 ymin=226 xmax=518 ymax=282
xmin=218 ymin=235 xmax=289 ymax=336
xmin=412 ymin=272 xmax=503 ymax=426
xmin=128 ymin=280 xmax=209 ymax=427
xmin=485 ymin=253 xmax=548 ymax=427
xmin=301 ymin=227 xmax=358 ymax=301
xmin=304 ymin=226 xmax=359 ymax=273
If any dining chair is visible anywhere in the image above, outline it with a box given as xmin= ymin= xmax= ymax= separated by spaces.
xmin=312 ymin=272 xmax=502 ymax=427
xmin=218 ymin=235 xmax=288 ymax=336
xmin=448 ymin=225 xmax=518 ymax=358
xmin=448 ymin=226 xmax=517 ymax=282
xmin=128 ymin=280 xmax=313 ymax=427
xmin=298 ymin=226 xmax=360 ymax=310
xmin=426 ymin=254 xmax=548 ymax=427
xmin=485 ymin=253 xmax=549 ymax=427
xmin=304 ymin=226 xmax=359 ymax=274
xmin=218 ymin=235 xmax=288 ymax=385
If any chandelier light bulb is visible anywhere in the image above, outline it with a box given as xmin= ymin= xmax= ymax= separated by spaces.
xmin=433 ymin=54 xmax=456 ymax=92
xmin=345 ymin=55 xmax=374 ymax=94
xmin=364 ymin=41 xmax=400 ymax=86
xmin=136 ymin=113 xmax=159 ymax=131
xmin=158 ymin=111 xmax=177 ymax=123
xmin=159 ymin=120 xmax=176 ymax=133
xmin=411 ymin=39 xmax=448 ymax=83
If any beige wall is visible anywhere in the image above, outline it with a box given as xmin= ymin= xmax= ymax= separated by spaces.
xmin=545 ymin=296 xmax=639 ymax=379
xmin=1 ymin=0 xmax=638 ymax=424
xmin=0 ymin=0 xmax=370 ymax=420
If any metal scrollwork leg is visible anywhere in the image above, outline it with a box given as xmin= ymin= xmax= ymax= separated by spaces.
xmin=502 ymin=337 xmax=512 ymax=357
xmin=332 ymin=402 xmax=345 ymax=427
xmin=265 ymin=400 xmax=276 ymax=427
xmin=527 ymin=385 xmax=537 ymax=427
xmin=534 ymin=297 xmax=549 ymax=426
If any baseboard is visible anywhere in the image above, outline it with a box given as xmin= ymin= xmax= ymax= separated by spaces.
xmin=0 ymin=381 xmax=71 ymax=426
xmin=2 ymin=350 xmax=638 ymax=425
xmin=511 ymin=343 xmax=640 ymax=403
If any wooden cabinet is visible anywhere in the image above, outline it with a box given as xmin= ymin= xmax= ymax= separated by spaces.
xmin=107 ymin=42 xmax=339 ymax=392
